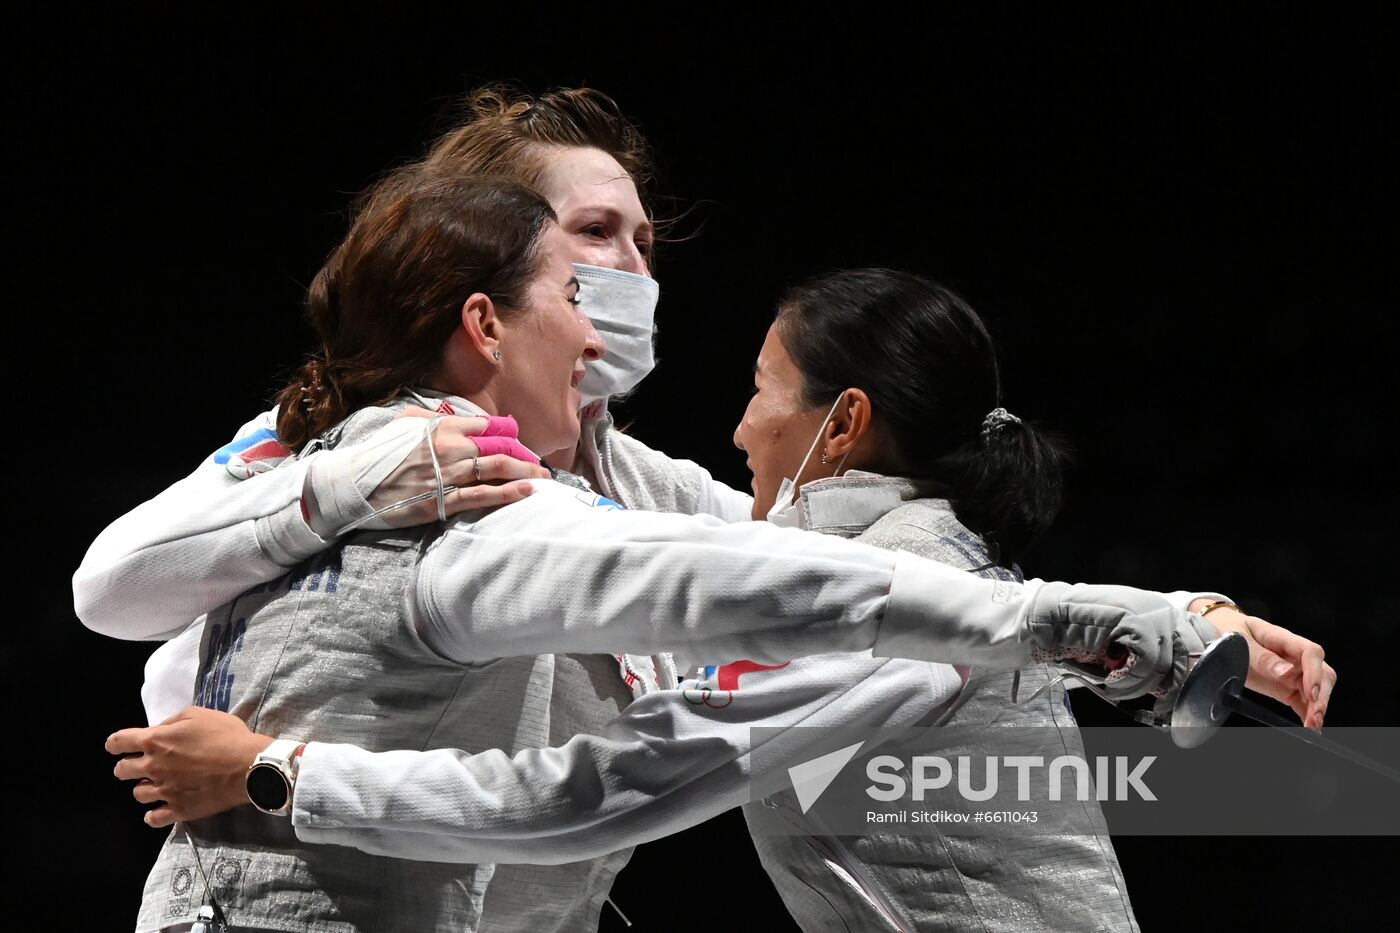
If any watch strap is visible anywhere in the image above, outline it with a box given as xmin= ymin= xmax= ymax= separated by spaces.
xmin=247 ymin=738 xmax=306 ymax=816
xmin=256 ymin=738 xmax=306 ymax=767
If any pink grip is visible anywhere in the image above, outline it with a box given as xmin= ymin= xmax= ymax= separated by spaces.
xmin=473 ymin=435 xmax=541 ymax=465
xmin=478 ymin=415 xmax=519 ymax=438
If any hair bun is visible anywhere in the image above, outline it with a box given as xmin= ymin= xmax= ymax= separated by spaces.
xmin=980 ymin=407 xmax=1023 ymax=445
xmin=299 ymin=358 xmax=329 ymax=410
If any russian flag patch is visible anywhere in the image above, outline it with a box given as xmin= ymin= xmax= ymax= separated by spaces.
xmin=213 ymin=428 xmax=293 ymax=479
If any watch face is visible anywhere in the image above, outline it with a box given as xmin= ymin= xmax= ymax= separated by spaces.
xmin=247 ymin=763 xmax=291 ymax=812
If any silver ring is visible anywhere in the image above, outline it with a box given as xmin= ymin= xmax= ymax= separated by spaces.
xmin=472 ymin=457 xmax=482 ymax=483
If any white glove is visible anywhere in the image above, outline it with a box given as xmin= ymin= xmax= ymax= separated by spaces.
xmin=303 ymin=416 xmax=439 ymax=536
xmin=256 ymin=414 xmax=544 ymax=566
xmin=1027 ymin=582 xmax=1218 ymax=701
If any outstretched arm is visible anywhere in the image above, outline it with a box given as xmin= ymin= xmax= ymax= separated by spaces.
xmin=417 ymin=480 xmax=1212 ymax=700
xmin=109 ymin=609 xmax=1332 ymax=835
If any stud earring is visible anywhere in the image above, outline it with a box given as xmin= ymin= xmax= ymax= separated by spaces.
xmin=493 ymin=350 xmax=502 ymax=361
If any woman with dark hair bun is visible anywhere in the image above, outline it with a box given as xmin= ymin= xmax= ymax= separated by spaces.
xmin=734 ymin=268 xmax=1110 ymax=928
xmin=757 ymin=267 xmax=1069 ymax=563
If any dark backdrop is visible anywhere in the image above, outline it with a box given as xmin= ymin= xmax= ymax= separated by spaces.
xmin=15 ymin=8 xmax=1397 ymax=930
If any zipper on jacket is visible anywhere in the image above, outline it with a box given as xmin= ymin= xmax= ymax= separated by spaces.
xmin=592 ymin=414 xmax=631 ymax=510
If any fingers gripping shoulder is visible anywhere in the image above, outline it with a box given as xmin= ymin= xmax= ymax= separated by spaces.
xmin=303 ymin=418 xmax=433 ymax=537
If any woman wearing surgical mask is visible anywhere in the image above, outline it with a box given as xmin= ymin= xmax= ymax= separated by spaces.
xmin=76 ymin=87 xmax=749 ymax=933
xmin=109 ymin=265 xmax=1332 ymax=933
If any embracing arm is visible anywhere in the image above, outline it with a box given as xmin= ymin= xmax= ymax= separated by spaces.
xmin=73 ymin=409 xmax=545 ymax=641
xmin=73 ymin=409 xmax=317 ymax=641
xmin=292 ymin=655 xmax=958 ymax=862
xmin=112 ymin=655 xmax=961 ymax=858
xmin=416 ymin=480 xmax=1211 ymax=700
xmin=1181 ymin=599 xmax=1333 ymax=728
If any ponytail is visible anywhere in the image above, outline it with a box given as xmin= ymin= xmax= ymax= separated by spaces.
xmin=924 ymin=414 xmax=1073 ymax=563
xmin=275 ymin=256 xmax=346 ymax=451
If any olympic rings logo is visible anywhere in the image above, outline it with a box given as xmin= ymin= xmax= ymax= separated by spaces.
xmin=682 ymin=687 xmax=735 ymax=708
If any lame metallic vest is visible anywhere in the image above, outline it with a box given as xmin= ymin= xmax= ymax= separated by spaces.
xmin=137 ymin=404 xmax=633 ymax=933
xmin=744 ymin=489 xmax=1139 ymax=933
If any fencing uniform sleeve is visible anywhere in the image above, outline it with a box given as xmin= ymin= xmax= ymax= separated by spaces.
xmin=1158 ymin=590 xmax=1233 ymax=611
xmin=413 ymin=479 xmax=910 ymax=665
xmin=290 ymin=655 xmax=961 ymax=863
xmin=411 ymin=480 xmax=1199 ymax=700
xmin=140 ymin=619 xmax=206 ymax=725
xmin=72 ymin=409 xmax=322 ymax=641
xmin=73 ymin=407 xmax=454 ymax=641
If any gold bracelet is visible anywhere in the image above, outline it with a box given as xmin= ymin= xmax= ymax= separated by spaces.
xmin=1197 ymin=600 xmax=1241 ymax=617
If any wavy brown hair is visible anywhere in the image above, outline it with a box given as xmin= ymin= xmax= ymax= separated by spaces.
xmin=357 ymin=85 xmax=660 ymax=270
xmin=275 ymin=176 xmax=556 ymax=451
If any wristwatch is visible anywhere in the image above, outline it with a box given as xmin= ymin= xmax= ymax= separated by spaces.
xmin=246 ymin=738 xmax=305 ymax=816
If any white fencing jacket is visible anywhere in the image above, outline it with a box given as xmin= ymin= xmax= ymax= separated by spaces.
xmin=80 ymin=449 xmax=1206 ymax=698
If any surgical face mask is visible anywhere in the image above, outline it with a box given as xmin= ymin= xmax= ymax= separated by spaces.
xmin=573 ymin=263 xmax=661 ymax=405
xmin=765 ymin=393 xmax=850 ymax=529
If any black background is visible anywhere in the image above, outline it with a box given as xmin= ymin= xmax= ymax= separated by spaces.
xmin=15 ymin=7 xmax=1398 ymax=930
